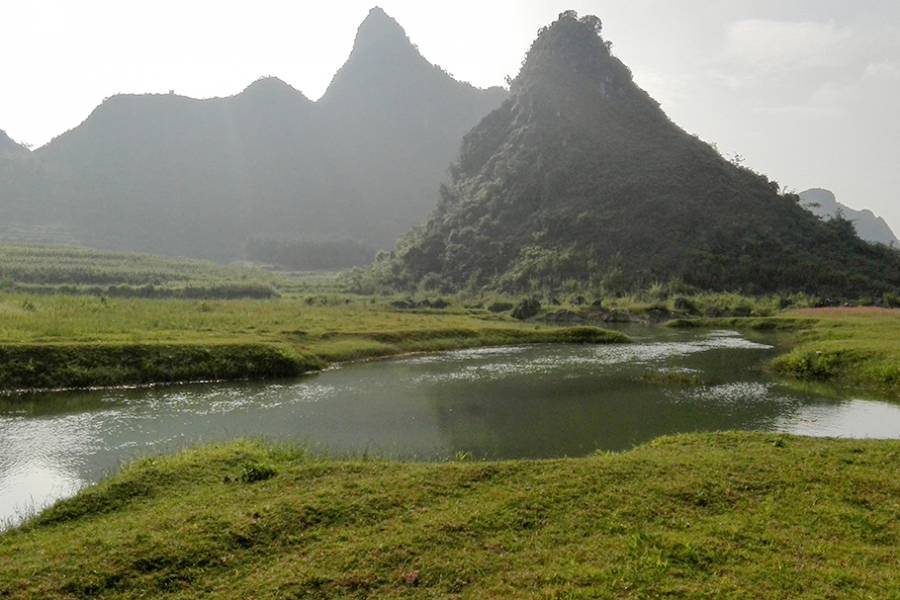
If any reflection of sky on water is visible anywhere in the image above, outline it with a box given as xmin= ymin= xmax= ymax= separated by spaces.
xmin=1 ymin=464 xmax=81 ymax=523
xmin=775 ymin=399 xmax=900 ymax=439
xmin=3 ymin=327 xmax=900 ymax=526
xmin=0 ymin=414 xmax=98 ymax=522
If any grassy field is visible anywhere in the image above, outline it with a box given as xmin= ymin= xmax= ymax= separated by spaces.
xmin=2 ymin=289 xmax=898 ymax=393
xmin=0 ymin=242 xmax=897 ymax=394
xmin=0 ymin=245 xmax=281 ymax=299
xmin=4 ymin=432 xmax=900 ymax=598
xmin=0 ymin=245 xmax=632 ymax=390
xmin=0 ymin=293 xmax=628 ymax=390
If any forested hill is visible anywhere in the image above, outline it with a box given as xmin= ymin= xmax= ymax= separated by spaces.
xmin=366 ymin=11 xmax=900 ymax=298
xmin=0 ymin=8 xmax=506 ymax=264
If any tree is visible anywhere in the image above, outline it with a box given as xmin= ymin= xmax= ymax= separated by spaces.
xmin=579 ymin=15 xmax=602 ymax=35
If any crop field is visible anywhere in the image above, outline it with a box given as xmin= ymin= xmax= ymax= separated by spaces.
xmin=0 ymin=245 xmax=280 ymax=298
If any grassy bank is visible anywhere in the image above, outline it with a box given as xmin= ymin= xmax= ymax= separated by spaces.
xmin=4 ymin=433 xmax=900 ymax=598
xmin=769 ymin=307 xmax=900 ymax=395
xmin=668 ymin=307 xmax=900 ymax=396
xmin=0 ymin=294 xmax=627 ymax=390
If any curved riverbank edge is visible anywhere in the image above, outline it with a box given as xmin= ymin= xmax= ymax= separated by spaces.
xmin=0 ymin=325 xmax=629 ymax=393
xmin=5 ymin=432 xmax=900 ymax=597
xmin=667 ymin=309 xmax=900 ymax=397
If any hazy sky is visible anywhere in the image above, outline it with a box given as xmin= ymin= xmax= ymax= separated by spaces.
xmin=3 ymin=1 xmax=899 ymax=233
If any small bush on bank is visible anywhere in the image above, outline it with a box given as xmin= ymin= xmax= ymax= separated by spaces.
xmin=511 ymin=297 xmax=541 ymax=320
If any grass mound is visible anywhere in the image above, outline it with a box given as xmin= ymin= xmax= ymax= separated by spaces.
xmin=5 ymin=433 xmax=900 ymax=598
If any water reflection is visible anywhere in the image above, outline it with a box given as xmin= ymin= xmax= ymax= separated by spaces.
xmin=2 ymin=327 xmax=900 ymax=525
xmin=776 ymin=399 xmax=900 ymax=438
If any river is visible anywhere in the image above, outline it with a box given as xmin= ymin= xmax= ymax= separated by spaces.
xmin=3 ymin=325 xmax=900 ymax=524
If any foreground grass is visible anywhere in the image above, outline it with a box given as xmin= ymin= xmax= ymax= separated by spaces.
xmin=3 ymin=433 xmax=900 ymax=598
xmin=0 ymin=294 xmax=627 ymax=390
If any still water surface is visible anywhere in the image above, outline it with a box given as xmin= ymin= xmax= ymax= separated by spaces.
xmin=3 ymin=326 xmax=900 ymax=523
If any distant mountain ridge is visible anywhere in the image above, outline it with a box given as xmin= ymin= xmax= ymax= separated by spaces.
xmin=799 ymin=188 xmax=898 ymax=247
xmin=0 ymin=8 xmax=506 ymax=263
xmin=0 ymin=129 xmax=29 ymax=155
xmin=363 ymin=11 xmax=900 ymax=298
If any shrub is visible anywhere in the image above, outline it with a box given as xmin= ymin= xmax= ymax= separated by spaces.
xmin=512 ymin=298 xmax=541 ymax=320
xmin=488 ymin=301 xmax=514 ymax=313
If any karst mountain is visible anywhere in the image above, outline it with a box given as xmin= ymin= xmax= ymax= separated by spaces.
xmin=0 ymin=8 xmax=506 ymax=265
xmin=369 ymin=11 xmax=900 ymax=297
xmin=799 ymin=188 xmax=898 ymax=247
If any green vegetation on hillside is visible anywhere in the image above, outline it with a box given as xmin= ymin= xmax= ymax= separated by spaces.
xmin=366 ymin=11 xmax=900 ymax=299
xmin=5 ymin=433 xmax=900 ymax=598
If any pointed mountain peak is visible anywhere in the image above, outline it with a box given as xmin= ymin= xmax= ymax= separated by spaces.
xmin=319 ymin=7 xmax=432 ymax=105
xmin=513 ymin=11 xmax=622 ymax=94
xmin=351 ymin=7 xmax=412 ymax=55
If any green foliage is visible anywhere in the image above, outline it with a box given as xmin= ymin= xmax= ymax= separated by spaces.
xmin=668 ymin=306 xmax=900 ymax=395
xmin=600 ymin=263 xmax=627 ymax=298
xmin=0 ymin=343 xmax=312 ymax=390
xmin=765 ymin=307 xmax=900 ymax=393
